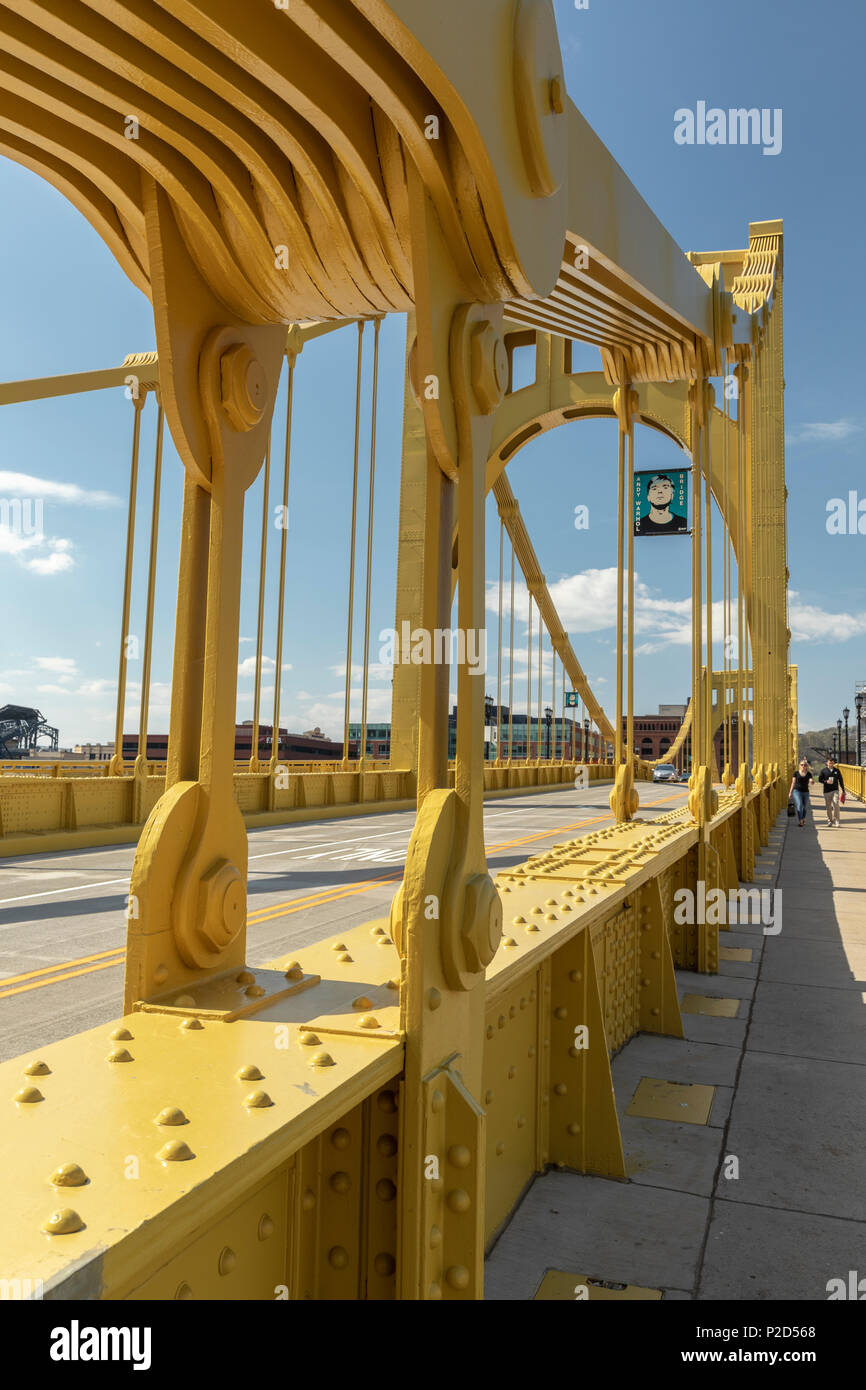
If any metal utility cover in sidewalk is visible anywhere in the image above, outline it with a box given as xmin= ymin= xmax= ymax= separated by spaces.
xmin=680 ymin=993 xmax=740 ymax=1018
xmin=627 ymin=1077 xmax=715 ymax=1125
xmin=718 ymin=946 xmax=753 ymax=962
xmin=535 ymin=1270 xmax=662 ymax=1300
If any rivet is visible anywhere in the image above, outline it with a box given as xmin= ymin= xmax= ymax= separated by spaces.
xmin=374 ymin=1252 xmax=396 ymax=1277
xmin=332 ymin=1127 xmax=351 ymax=1149
xmin=352 ymin=996 xmax=373 ymax=1011
xmin=554 ymin=1006 xmax=567 ymax=1020
xmin=503 ymin=937 xmax=517 ymax=948
xmin=332 ymin=943 xmax=348 ymax=952
xmin=448 ymin=1144 xmax=471 ymax=1169
xmin=110 ymin=1027 xmax=134 ymax=1042
xmin=180 ymin=1018 xmax=203 ymax=1031
xmin=651 ymin=1007 xmax=660 ymax=1016
xmin=429 ymin=1282 xmax=442 ymax=1299
xmin=497 ymin=1015 xmax=506 ymax=1030
xmin=431 ymin=1089 xmax=445 ymax=1114
xmin=376 ymin=1092 xmax=397 ymax=1114
xmin=285 ymin=967 xmax=304 ymax=981
xmin=554 ymin=1083 xmax=567 ymax=1096
xmin=567 ymin=1122 xmax=581 ymax=1135
xmin=376 ymin=1179 xmax=396 ymax=1202
xmin=41 ymin=1208 xmax=83 ymax=1235
xmin=23 ymin=1059 xmax=50 ymax=1076
xmin=517 ymin=1115 xmax=526 ymax=1128
xmin=446 ymin=1265 xmax=470 ymax=1291
xmin=107 ymin=1048 xmax=133 ymax=1064
xmin=526 ymin=924 xmax=541 ymax=933
xmin=513 ymin=916 xmax=526 ymax=926
xmin=15 ymin=1085 xmax=43 ymax=1104
xmin=236 ymin=970 xmax=255 ymax=986
xmin=311 ymin=1053 xmax=335 ymax=1068
xmin=651 ymin=951 xmax=661 ymax=960
xmin=301 ymin=1188 xmax=316 ymax=1211
xmin=641 ymin=978 xmax=651 ymax=988
xmin=530 ymin=906 xmax=543 ymax=916
xmin=236 ymin=1064 xmax=263 ymax=1081
xmin=174 ymin=1282 xmax=193 ymax=1300
xmin=258 ymin=1214 xmax=275 ymax=1241
xmin=285 ymin=960 xmax=303 ymax=975
xmin=330 ymin=1171 xmax=352 ymax=1194
xmin=371 ymin=926 xmax=387 ymax=936
xmin=495 ymin=1140 xmax=505 ymax=1155
xmin=218 ymin=1246 xmax=237 ymax=1276
xmin=157 ymin=1140 xmax=195 ymax=1162
xmin=153 ymin=964 xmax=169 ymax=985
xmin=245 ymin=984 xmax=266 ymax=998
xmin=486 ymin=1025 xmax=494 ymax=1039
xmin=377 ymin=1133 xmax=398 ymax=1157
xmin=50 ymin=1162 xmax=87 ymax=1188
xmin=328 ymin=1246 xmax=349 ymax=1270
xmin=569 ymin=970 xmax=582 ymax=982
xmin=428 ymin=988 xmax=442 ymax=1011
xmin=243 ymin=1091 xmax=273 ymax=1108
xmin=429 ymin=1224 xmax=442 ymax=1248
xmin=519 ymin=997 xmax=526 ymax=1009
xmin=359 ymin=1016 xmax=380 ymax=1029
xmin=299 ymin=1032 xmax=321 ymax=1046
xmin=174 ymin=995 xmax=196 ymax=1008
xmin=386 ymin=978 xmax=400 ymax=990
xmin=377 ymin=938 xmax=392 ymax=948
xmin=155 ymin=1107 xmax=188 ymax=1126
xmin=484 ymin=1090 xmax=494 ymax=1104
xmin=336 ymin=952 xmax=353 ymax=963
xmin=545 ymin=898 xmax=558 ymax=907
xmin=509 ymin=1006 xmax=516 ymax=1019
xmin=527 ymin=1046 xmax=536 ymax=1057
xmin=447 ymin=1188 xmax=471 ymax=1213
xmin=507 ymin=1066 xmax=516 ymax=1079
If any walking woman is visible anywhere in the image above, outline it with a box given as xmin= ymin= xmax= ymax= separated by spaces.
xmin=789 ymin=757 xmax=814 ymax=827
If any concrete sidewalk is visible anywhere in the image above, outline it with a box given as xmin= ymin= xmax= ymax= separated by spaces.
xmin=485 ymin=790 xmax=866 ymax=1300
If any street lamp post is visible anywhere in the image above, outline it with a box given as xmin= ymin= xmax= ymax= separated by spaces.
xmin=544 ymin=706 xmax=552 ymax=760
xmin=843 ymin=707 xmax=850 ymax=762
xmin=856 ymin=693 xmax=863 ymax=767
xmin=583 ymin=717 xmax=589 ymax=763
xmin=835 ymin=719 xmax=842 ymax=761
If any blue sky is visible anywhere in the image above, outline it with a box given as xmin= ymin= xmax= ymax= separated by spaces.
xmin=1 ymin=0 xmax=864 ymax=746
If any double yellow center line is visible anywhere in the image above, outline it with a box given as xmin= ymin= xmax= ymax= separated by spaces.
xmin=0 ymin=792 xmax=683 ymax=1001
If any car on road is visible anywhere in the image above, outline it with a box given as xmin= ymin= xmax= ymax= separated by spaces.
xmin=652 ymin=763 xmax=679 ymax=783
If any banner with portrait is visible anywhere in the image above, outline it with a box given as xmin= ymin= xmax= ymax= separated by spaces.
xmin=633 ymin=468 xmax=689 ymax=537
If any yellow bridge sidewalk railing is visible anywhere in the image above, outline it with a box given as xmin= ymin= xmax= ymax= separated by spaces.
xmin=0 ymin=767 xmax=782 ymax=1300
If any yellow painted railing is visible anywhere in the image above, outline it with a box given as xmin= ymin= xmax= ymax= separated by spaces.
xmin=0 ymin=774 xmax=779 ymax=1299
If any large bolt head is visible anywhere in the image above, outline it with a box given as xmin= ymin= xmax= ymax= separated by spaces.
xmin=470 ymin=323 xmax=508 ymax=415
xmin=219 ymin=343 xmax=266 ymax=431
xmin=199 ymin=858 xmax=245 ymax=952
xmin=461 ymin=874 xmax=503 ymax=973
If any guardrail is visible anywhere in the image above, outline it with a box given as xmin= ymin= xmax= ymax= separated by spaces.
xmin=0 ymin=770 xmax=781 ymax=1299
xmin=0 ymin=760 xmax=616 ymax=857
xmin=837 ymin=764 xmax=865 ymax=802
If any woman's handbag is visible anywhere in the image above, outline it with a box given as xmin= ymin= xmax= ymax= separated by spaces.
xmin=787 ymin=800 xmax=796 ymax=817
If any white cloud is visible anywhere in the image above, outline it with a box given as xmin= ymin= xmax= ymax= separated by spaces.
xmin=0 ymin=471 xmax=120 ymax=506
xmin=785 ymin=419 xmax=860 ymax=446
xmin=0 ymin=522 xmax=75 ymax=574
xmin=788 ymin=590 xmax=866 ymax=642
xmin=35 ymin=657 xmax=77 ymax=674
xmin=237 ymin=655 xmax=293 ymax=678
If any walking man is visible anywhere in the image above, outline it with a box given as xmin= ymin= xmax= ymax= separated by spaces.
xmin=818 ymin=754 xmax=846 ymax=826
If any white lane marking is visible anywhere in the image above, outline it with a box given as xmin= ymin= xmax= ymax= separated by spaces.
xmin=0 ymin=878 xmax=130 ymax=907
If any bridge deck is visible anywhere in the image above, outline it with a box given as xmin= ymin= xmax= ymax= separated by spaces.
xmin=486 ymin=791 xmax=866 ymax=1300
